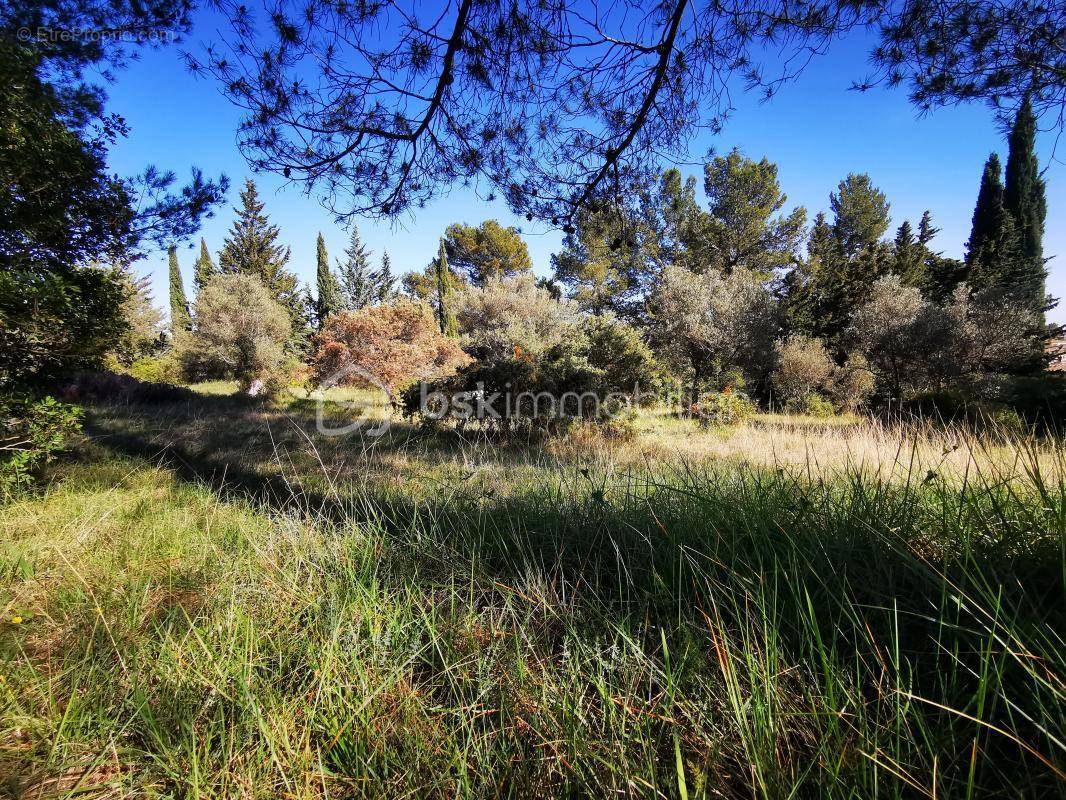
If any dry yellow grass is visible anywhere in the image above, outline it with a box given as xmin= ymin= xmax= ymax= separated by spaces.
xmin=186 ymin=383 xmax=1064 ymax=487
xmin=628 ymin=406 xmax=1063 ymax=480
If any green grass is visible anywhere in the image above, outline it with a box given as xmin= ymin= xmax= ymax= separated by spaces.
xmin=1 ymin=389 xmax=1063 ymax=798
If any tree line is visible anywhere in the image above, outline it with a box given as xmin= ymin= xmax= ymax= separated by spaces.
xmin=154 ymin=95 xmax=1053 ymax=419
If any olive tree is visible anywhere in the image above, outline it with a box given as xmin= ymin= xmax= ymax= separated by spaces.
xmin=457 ymin=273 xmax=583 ymax=364
xmin=177 ymin=274 xmax=292 ymax=393
xmin=848 ymin=275 xmax=1043 ymax=399
xmin=648 ymin=265 xmax=778 ymax=406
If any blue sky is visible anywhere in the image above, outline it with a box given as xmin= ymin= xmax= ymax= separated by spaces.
xmin=103 ymin=10 xmax=1065 ymax=322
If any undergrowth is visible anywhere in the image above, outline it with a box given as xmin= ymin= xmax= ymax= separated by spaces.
xmin=0 ymin=396 xmax=1063 ymax=798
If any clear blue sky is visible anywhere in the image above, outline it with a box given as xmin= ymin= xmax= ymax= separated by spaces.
xmin=102 ymin=9 xmax=1065 ymax=322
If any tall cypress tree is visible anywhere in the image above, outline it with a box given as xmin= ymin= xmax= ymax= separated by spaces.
xmin=965 ymin=153 xmax=1020 ymax=292
xmin=338 ymin=224 xmax=374 ymax=310
xmin=435 ymin=239 xmax=458 ymax=336
xmin=167 ymin=245 xmax=191 ymax=332
xmin=193 ymin=237 xmax=217 ymax=293
xmin=218 ymin=179 xmax=299 ymax=311
xmin=315 ymin=232 xmax=343 ymax=326
xmin=1003 ymin=97 xmax=1047 ymax=311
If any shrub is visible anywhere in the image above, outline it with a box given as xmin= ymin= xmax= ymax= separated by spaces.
xmin=691 ymin=389 xmax=756 ymax=427
xmin=772 ymin=336 xmax=834 ymax=403
xmin=403 ymin=309 xmax=656 ymax=435
xmin=457 ymin=273 xmax=582 ymax=363
xmin=581 ymin=314 xmax=661 ymax=398
xmin=176 ymin=274 xmax=292 ymax=393
xmin=648 ymin=265 xmax=779 ymax=403
xmin=124 ymin=354 xmax=180 ymax=384
xmin=785 ymin=393 xmax=835 ymax=417
xmin=825 ymin=355 xmax=876 ymax=413
xmin=1 ymin=394 xmax=83 ymax=499
xmin=848 ymin=277 xmax=1044 ymax=400
xmin=311 ymin=300 xmax=471 ymax=396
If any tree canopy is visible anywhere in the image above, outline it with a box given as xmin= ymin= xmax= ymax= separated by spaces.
xmin=701 ymin=149 xmax=806 ymax=274
xmin=195 ymin=0 xmax=1062 ymax=225
xmin=0 ymin=2 xmax=226 ymax=387
xmin=443 ymin=221 xmax=533 ymax=286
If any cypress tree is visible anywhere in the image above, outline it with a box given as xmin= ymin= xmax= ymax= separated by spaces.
xmin=965 ymin=153 xmax=1021 ymax=292
xmin=1003 ymin=97 xmax=1047 ymax=311
xmin=193 ymin=238 xmax=217 ymax=293
xmin=338 ymin=224 xmax=374 ymax=310
xmin=435 ymin=239 xmax=458 ymax=336
xmin=218 ymin=179 xmax=299 ymax=311
xmin=314 ymin=232 xmax=343 ymax=326
xmin=168 ymin=245 xmax=191 ymax=332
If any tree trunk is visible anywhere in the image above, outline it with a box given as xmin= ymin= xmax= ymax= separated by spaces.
xmin=689 ymin=354 xmax=702 ymax=415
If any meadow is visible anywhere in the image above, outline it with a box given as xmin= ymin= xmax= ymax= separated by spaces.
xmin=1 ymin=385 xmax=1063 ymax=798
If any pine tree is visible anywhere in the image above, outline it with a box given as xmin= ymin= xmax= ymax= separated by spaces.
xmin=965 ymin=153 xmax=1021 ymax=292
xmin=338 ymin=224 xmax=374 ymax=310
xmin=891 ymin=220 xmax=925 ymax=287
xmin=372 ymin=250 xmax=398 ymax=302
xmin=193 ymin=238 xmax=217 ymax=293
xmin=1003 ymin=97 xmax=1048 ymax=312
xmin=784 ymin=212 xmax=834 ymax=339
xmin=829 ymin=174 xmax=891 ymax=259
xmin=218 ymin=179 xmax=299 ymax=311
xmin=913 ymin=212 xmax=965 ymax=303
xmin=435 ymin=239 xmax=458 ymax=336
xmin=168 ymin=245 xmax=191 ymax=332
xmin=314 ymin=232 xmax=343 ymax=326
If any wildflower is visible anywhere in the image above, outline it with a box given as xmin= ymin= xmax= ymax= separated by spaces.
xmin=10 ymin=616 xmax=23 ymax=625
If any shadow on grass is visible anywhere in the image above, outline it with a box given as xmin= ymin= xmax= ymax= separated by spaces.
xmin=81 ymin=395 xmax=1066 ymax=795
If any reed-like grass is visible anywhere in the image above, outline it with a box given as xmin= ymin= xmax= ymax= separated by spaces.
xmin=1 ymin=390 xmax=1062 ymax=798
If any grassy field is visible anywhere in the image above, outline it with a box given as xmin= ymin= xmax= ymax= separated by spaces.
xmin=1 ymin=385 xmax=1064 ymax=798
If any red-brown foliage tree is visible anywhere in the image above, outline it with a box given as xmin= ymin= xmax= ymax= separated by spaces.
xmin=311 ymin=300 xmax=471 ymax=395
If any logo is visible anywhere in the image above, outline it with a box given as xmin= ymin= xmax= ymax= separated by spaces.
xmin=313 ymin=363 xmax=393 ymax=438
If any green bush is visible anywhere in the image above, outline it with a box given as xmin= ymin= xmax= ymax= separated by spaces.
xmin=692 ymin=390 xmax=756 ymax=427
xmin=125 ymin=354 xmax=180 ymax=384
xmin=786 ymin=393 xmax=835 ymax=417
xmin=175 ymin=274 xmax=292 ymax=393
xmin=1 ymin=394 xmax=83 ymax=499
xmin=405 ymin=312 xmax=656 ymax=436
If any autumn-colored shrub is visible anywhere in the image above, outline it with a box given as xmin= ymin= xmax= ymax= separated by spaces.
xmin=311 ymin=300 xmax=471 ymax=395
